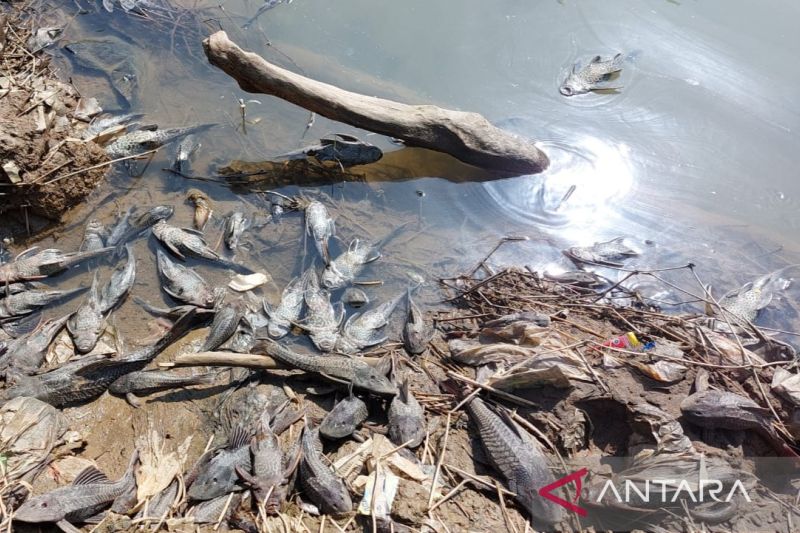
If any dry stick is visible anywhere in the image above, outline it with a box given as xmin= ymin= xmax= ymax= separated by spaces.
xmin=574 ymin=346 xmax=611 ymax=393
xmin=447 ymin=372 xmax=540 ymax=409
xmin=26 ymin=157 xmax=72 ymax=184
xmin=40 ymin=149 xmax=159 ymax=186
xmin=427 ymin=412 xmax=451 ymax=511
xmin=428 ymin=480 xmax=468 ymax=513
xmin=467 ymin=236 xmax=529 ymax=277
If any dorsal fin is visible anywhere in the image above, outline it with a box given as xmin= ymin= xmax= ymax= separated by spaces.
xmin=228 ymin=424 xmax=251 ymax=449
xmin=590 ymin=55 xmax=602 ymax=64
xmin=73 ymin=466 xmax=110 ymax=485
xmin=400 ymin=377 xmax=411 ymax=402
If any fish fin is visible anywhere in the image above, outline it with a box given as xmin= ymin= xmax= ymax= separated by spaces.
xmin=399 ymin=377 xmax=411 ymax=402
xmin=342 ymin=311 xmax=359 ymax=331
xmin=330 ymin=133 xmax=360 ymax=142
xmin=282 ymin=443 xmax=303 ymax=479
xmin=571 ymin=62 xmax=580 ymax=74
xmin=73 ymin=466 xmax=110 ymax=485
xmin=589 ymin=55 xmax=602 ymax=63
xmin=56 ymin=519 xmax=83 ymax=533
xmin=235 ymin=465 xmax=257 ymax=488
xmin=228 ymin=424 xmax=251 ymax=449
xmin=164 ymin=242 xmax=185 ymax=260
xmin=15 ymin=246 xmax=41 ymax=260
xmin=364 ymin=250 xmax=381 ymax=264
xmin=320 ymin=372 xmax=349 ymax=386
xmin=125 ymin=393 xmax=142 ymax=408
xmin=334 ymin=302 xmax=346 ymax=326
xmin=162 ymin=287 xmax=183 ymax=302
xmin=756 ymin=290 xmax=774 ymax=311
xmin=181 ymin=227 xmax=205 ymax=236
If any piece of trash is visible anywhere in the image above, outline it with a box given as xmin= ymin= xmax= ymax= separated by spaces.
xmin=228 ymin=272 xmax=270 ymax=291
xmin=74 ymin=97 xmax=103 ymax=122
xmin=599 ymin=331 xmax=655 ymax=352
xmin=358 ymin=469 xmax=399 ymax=518
xmin=629 ymin=359 xmax=687 ymax=383
xmin=2 ymin=161 xmax=21 ymax=183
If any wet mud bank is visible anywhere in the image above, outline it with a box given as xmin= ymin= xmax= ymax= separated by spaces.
xmin=0 ymin=6 xmax=110 ymax=235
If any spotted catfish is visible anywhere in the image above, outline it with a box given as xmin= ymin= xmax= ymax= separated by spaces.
xmin=66 ymin=272 xmax=106 ymax=354
xmin=299 ymin=270 xmax=344 ymax=352
xmin=265 ymin=270 xmax=308 ymax=339
xmin=320 ymin=386 xmax=368 ymax=439
xmin=336 ymin=292 xmax=403 ymax=354
xmin=299 ymin=424 xmax=352 ymax=514
xmin=79 ymin=219 xmax=107 ymax=252
xmin=560 ymin=53 xmax=624 ymax=96
xmin=713 ymin=265 xmax=799 ymax=325
xmin=100 ymin=244 xmax=136 ymax=314
xmin=304 ymin=200 xmax=335 ymax=265
xmin=13 ymin=450 xmax=139 ymax=525
xmin=153 ymin=220 xmax=253 ymax=273
xmin=321 ymin=222 xmax=411 ymax=290
xmin=0 ymin=315 xmax=69 ymax=373
xmin=200 ymin=300 xmax=245 ymax=352
xmin=280 ymin=134 xmax=383 ymax=168
xmin=0 ymin=247 xmax=112 ymax=284
xmin=105 ymin=124 xmax=213 ymax=159
xmin=156 ymin=249 xmax=220 ymax=309
xmin=564 ymin=236 xmax=638 ymax=267
xmin=110 ymin=205 xmax=174 ymax=251
xmin=0 ymin=286 xmax=86 ymax=319
xmin=187 ymin=425 xmax=253 ymax=501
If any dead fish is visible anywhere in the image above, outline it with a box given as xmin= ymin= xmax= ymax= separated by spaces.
xmin=319 ymin=387 xmax=368 ymax=439
xmin=187 ymin=188 xmax=213 ymax=230
xmin=79 ymin=219 xmax=106 ymax=252
xmin=681 ymin=389 xmax=798 ymax=457
xmin=13 ymin=450 xmax=139 ymax=524
xmin=187 ymin=425 xmax=252 ymax=501
xmin=466 ymin=397 xmax=562 ymax=525
xmin=189 ymin=493 xmax=242 ymax=523
xmin=0 ymin=247 xmax=112 ymax=284
xmin=106 ymin=206 xmax=134 ymax=247
xmin=387 ymin=378 xmax=425 ymax=448
xmin=200 ymin=300 xmax=245 ymax=352
xmin=0 ymin=315 xmax=69 ymax=373
xmin=83 ymin=113 xmax=144 ymax=140
xmin=234 ymin=409 xmax=298 ymax=513
xmin=111 ymin=205 xmax=174 ymax=251
xmin=403 ymin=287 xmax=432 ymax=355
xmin=171 ymin=134 xmax=199 ymax=174
xmin=299 ymin=270 xmax=343 ymax=352
xmin=336 ymin=292 xmax=403 ymax=354
xmin=109 ymin=369 xmax=216 ymax=404
xmin=281 ymin=134 xmax=383 ymax=168
xmin=223 ymin=211 xmax=250 ymax=251
xmin=342 ymin=287 xmax=369 ymax=308
xmin=105 ymin=124 xmax=214 ymax=159
xmin=564 ymin=237 xmax=638 ymax=267
xmin=153 ymin=220 xmax=252 ymax=273
xmin=27 ymin=26 xmax=63 ymax=53
xmin=156 ymin=249 xmax=219 ymax=308
xmin=99 ymin=244 xmax=135 ymax=314
xmin=66 ymin=272 xmax=106 ymax=354
xmin=304 ymin=200 xmax=335 ymax=265
xmin=321 ymin=222 xmax=411 ymax=290
xmin=543 ymin=270 xmax=607 ymax=288
xmin=0 ymin=286 xmax=86 ymax=319
xmin=714 ymin=265 xmax=799 ymax=324
xmin=560 ymin=53 xmax=624 ymax=96
xmin=265 ymin=271 xmax=308 ymax=339
xmin=299 ymin=424 xmax=352 ymax=514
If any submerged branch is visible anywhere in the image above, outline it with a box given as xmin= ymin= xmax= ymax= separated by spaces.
xmin=202 ymin=31 xmax=549 ymax=174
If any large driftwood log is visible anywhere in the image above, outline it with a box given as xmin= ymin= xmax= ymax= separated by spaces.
xmin=203 ymin=31 xmax=548 ymax=174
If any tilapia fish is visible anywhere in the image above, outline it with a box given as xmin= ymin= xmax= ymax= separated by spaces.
xmin=321 ymin=222 xmax=410 ymax=290
xmin=305 ymin=200 xmax=335 ymax=265
xmin=320 ymin=389 xmax=368 ymax=439
xmin=564 ymin=236 xmax=638 ymax=267
xmin=336 ymin=292 xmax=403 ymax=354
xmin=67 ymin=272 xmax=106 ymax=354
xmin=156 ymin=249 xmax=218 ymax=308
xmin=301 ymin=270 xmax=343 ymax=352
xmin=265 ymin=271 xmax=307 ymax=338
xmin=105 ymin=124 xmax=213 ymax=159
xmin=466 ymin=397 xmax=562 ymax=526
xmin=299 ymin=425 xmax=352 ymax=514
xmin=187 ymin=188 xmax=213 ymax=230
xmin=13 ymin=450 xmax=139 ymax=524
xmin=187 ymin=425 xmax=252 ymax=501
xmin=79 ymin=219 xmax=107 ymax=252
xmin=560 ymin=53 xmax=624 ymax=96
xmin=387 ymin=378 xmax=425 ymax=448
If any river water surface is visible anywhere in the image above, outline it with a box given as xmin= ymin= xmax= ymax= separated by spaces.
xmin=14 ymin=0 xmax=800 ymax=337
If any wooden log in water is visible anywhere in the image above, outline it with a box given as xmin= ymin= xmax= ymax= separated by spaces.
xmin=202 ymin=31 xmax=549 ymax=174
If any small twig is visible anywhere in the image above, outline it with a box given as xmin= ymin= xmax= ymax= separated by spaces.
xmin=427 ymin=412 xmax=451 ymax=511
xmin=447 ymin=372 xmax=540 ymax=409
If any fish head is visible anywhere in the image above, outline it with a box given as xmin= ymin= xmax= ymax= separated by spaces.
xmin=519 ymin=486 xmax=563 ymax=526
xmin=311 ymin=330 xmax=338 ymax=352
xmin=72 ymin=327 xmax=101 ymax=354
xmin=559 ymin=75 xmax=586 ymax=97
xmin=354 ymin=366 xmax=398 ymax=397
xmin=320 ymin=415 xmax=352 ymax=439
xmin=362 ymin=145 xmax=384 ymax=164
xmin=564 ymin=246 xmax=593 ymax=263
xmin=13 ymin=493 xmax=67 ymax=522
xmin=187 ymin=466 xmax=226 ymax=501
xmin=319 ymin=483 xmax=353 ymax=515
xmin=320 ymin=265 xmax=345 ymax=290
xmin=147 ymin=205 xmax=175 ymax=223
xmin=389 ymin=417 xmax=424 ymax=447
xmin=2 ymin=371 xmax=40 ymax=401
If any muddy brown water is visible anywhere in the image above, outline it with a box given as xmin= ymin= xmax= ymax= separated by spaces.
xmin=2 ymin=0 xmax=800 ymax=530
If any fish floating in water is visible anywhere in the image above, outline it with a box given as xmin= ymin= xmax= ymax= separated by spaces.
xmin=304 ymin=200 xmax=335 ymax=265
xmin=172 ymin=134 xmax=199 ymax=174
xmin=709 ymin=265 xmax=798 ymax=326
xmin=560 ymin=53 xmax=624 ymax=96
xmin=105 ymin=124 xmax=213 ymax=159
xmin=564 ymin=236 xmax=638 ymax=267
xmin=187 ymin=189 xmax=213 ymax=231
xmin=279 ymin=134 xmax=383 ymax=168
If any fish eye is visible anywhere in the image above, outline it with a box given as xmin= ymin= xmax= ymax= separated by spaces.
xmin=41 ymin=502 xmax=48 ymax=507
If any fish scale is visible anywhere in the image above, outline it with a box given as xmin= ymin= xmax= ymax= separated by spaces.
xmin=266 ymin=271 xmax=307 ymax=338
xmin=105 ymin=125 xmax=212 ymax=159
xmin=300 ymin=426 xmax=352 ymax=514
xmin=466 ymin=397 xmax=562 ymax=525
